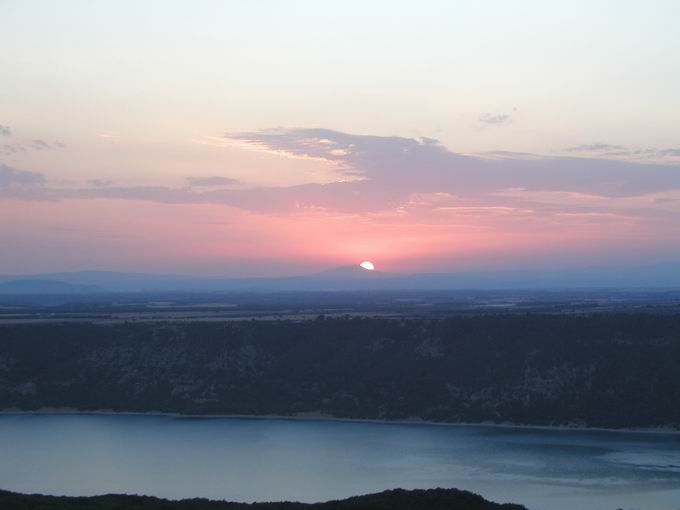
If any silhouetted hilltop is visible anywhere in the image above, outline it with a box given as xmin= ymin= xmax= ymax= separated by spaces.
xmin=0 ymin=488 xmax=527 ymax=510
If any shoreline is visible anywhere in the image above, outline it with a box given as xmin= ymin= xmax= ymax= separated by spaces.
xmin=1 ymin=407 xmax=678 ymax=435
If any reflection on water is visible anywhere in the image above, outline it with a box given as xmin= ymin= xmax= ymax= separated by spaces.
xmin=0 ymin=414 xmax=679 ymax=510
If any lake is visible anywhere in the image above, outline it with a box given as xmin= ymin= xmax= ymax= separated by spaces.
xmin=1 ymin=414 xmax=679 ymax=510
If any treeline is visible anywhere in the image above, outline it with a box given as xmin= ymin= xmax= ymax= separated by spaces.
xmin=1 ymin=314 xmax=680 ymax=429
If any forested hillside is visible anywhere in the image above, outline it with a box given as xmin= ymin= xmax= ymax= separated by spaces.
xmin=1 ymin=314 xmax=679 ymax=429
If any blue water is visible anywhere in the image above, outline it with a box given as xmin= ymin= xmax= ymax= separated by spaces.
xmin=0 ymin=414 xmax=679 ymax=510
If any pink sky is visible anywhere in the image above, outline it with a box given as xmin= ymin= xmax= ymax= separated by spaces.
xmin=2 ymin=128 xmax=680 ymax=275
xmin=2 ymin=2 xmax=680 ymax=276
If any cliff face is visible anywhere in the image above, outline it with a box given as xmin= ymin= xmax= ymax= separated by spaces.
xmin=1 ymin=315 xmax=679 ymax=429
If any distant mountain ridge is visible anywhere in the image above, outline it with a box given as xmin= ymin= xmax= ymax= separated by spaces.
xmin=0 ymin=279 xmax=102 ymax=295
xmin=1 ymin=261 xmax=680 ymax=292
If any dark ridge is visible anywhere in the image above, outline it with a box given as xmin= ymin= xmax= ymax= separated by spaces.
xmin=1 ymin=314 xmax=680 ymax=429
xmin=0 ymin=488 xmax=527 ymax=510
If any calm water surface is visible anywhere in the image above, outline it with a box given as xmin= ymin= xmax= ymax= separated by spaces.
xmin=1 ymin=414 xmax=679 ymax=510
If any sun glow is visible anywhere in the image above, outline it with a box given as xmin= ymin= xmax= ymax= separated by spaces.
xmin=360 ymin=261 xmax=375 ymax=271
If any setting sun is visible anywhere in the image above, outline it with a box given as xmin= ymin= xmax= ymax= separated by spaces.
xmin=359 ymin=261 xmax=375 ymax=271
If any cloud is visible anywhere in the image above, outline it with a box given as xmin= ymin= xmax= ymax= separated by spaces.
xmin=436 ymin=206 xmax=534 ymax=216
xmin=87 ymin=179 xmax=113 ymax=187
xmin=1 ymin=144 xmax=23 ymax=155
xmin=228 ymin=128 xmax=680 ymax=197
xmin=0 ymin=125 xmax=10 ymax=137
xmin=563 ymin=143 xmax=628 ymax=153
xmin=31 ymin=139 xmax=50 ymax=150
xmin=1 ymin=138 xmax=65 ymax=156
xmin=562 ymin=142 xmax=680 ymax=162
xmin=478 ymin=113 xmax=512 ymax=126
xmin=3 ymin=128 xmax=680 ymax=224
xmin=0 ymin=164 xmax=45 ymax=187
xmin=186 ymin=176 xmax=239 ymax=187
xmin=227 ymin=128 xmax=359 ymax=171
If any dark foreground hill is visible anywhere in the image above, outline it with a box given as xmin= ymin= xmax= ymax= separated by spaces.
xmin=1 ymin=314 xmax=680 ymax=429
xmin=0 ymin=488 xmax=526 ymax=510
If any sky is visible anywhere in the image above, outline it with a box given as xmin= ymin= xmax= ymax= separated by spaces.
xmin=2 ymin=0 xmax=680 ymax=276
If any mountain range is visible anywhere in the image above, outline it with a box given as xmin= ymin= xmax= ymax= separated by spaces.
xmin=1 ymin=261 xmax=680 ymax=293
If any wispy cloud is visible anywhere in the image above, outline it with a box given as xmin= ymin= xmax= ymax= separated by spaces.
xmin=2 ymin=138 xmax=66 ymax=156
xmin=87 ymin=179 xmax=113 ymax=187
xmin=563 ymin=143 xmax=628 ymax=153
xmin=478 ymin=113 xmax=512 ymax=126
xmin=0 ymin=125 xmax=11 ymax=137
xmin=561 ymin=142 xmax=680 ymax=162
xmin=0 ymin=164 xmax=45 ymax=187
xmin=186 ymin=176 xmax=239 ymax=187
